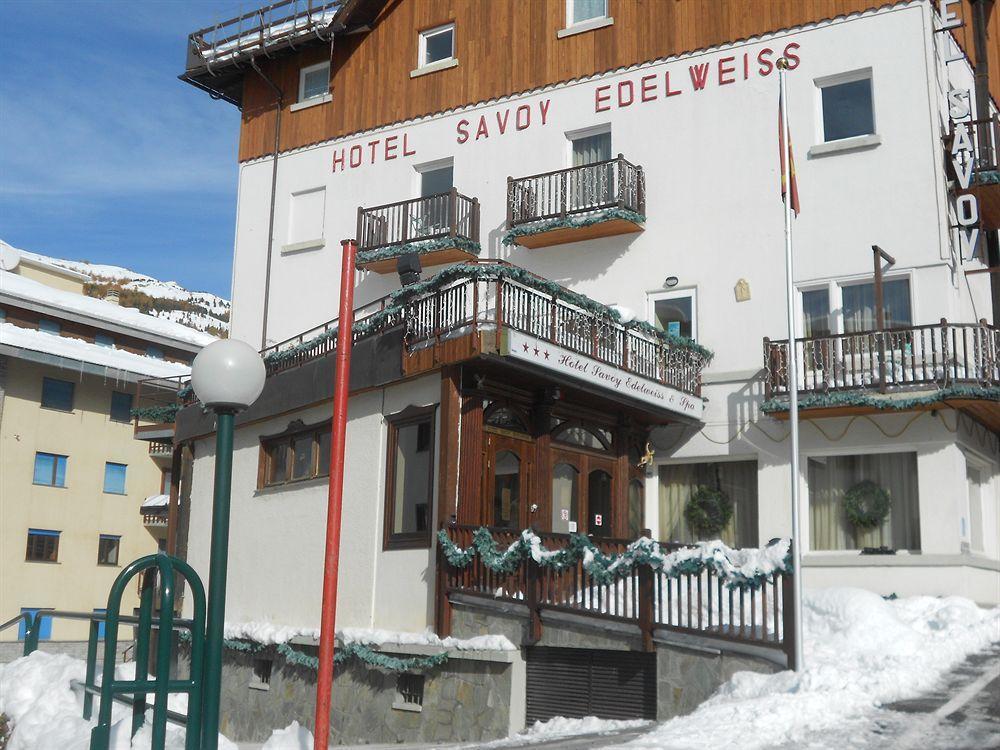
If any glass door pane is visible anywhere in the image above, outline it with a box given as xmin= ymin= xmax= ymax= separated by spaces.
xmin=587 ymin=469 xmax=613 ymax=537
xmin=493 ymin=450 xmax=521 ymax=528
xmin=551 ymin=462 xmax=580 ymax=533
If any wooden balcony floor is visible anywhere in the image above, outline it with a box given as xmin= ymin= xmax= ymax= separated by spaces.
xmin=357 ymin=245 xmax=479 ymax=273
xmin=516 ymin=217 xmax=644 ymax=249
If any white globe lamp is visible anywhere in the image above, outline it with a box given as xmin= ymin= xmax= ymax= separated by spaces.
xmin=191 ymin=339 xmax=266 ymax=412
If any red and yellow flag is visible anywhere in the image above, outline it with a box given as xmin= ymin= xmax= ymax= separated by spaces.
xmin=779 ymin=89 xmax=800 ymax=216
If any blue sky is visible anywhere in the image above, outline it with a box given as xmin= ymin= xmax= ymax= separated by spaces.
xmin=0 ymin=1 xmax=247 ymax=298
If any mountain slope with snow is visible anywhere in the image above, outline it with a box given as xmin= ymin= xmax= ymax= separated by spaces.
xmin=4 ymin=240 xmax=230 ymax=336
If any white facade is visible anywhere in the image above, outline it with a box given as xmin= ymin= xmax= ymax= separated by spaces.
xmin=188 ymin=1 xmax=999 ymax=634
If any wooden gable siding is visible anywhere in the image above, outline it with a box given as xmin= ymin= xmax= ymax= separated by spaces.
xmin=237 ymin=0 xmax=996 ymax=162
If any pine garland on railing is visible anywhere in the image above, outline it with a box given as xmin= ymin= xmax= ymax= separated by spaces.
xmin=357 ymin=236 xmax=481 ymax=265
xmin=502 ymin=208 xmax=646 ymax=246
xmin=130 ymin=405 xmax=180 ymax=423
xmin=761 ymin=385 xmax=1000 ymax=413
xmin=438 ymin=528 xmax=792 ymax=590
xmin=262 ymin=262 xmax=714 ymax=368
xmin=177 ymin=631 xmax=449 ymax=673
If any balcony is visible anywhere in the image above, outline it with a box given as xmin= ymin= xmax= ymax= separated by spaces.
xmin=505 ymin=155 xmax=645 ymax=249
xmin=948 ymin=115 xmax=1000 ymax=230
xmin=147 ymin=440 xmax=173 ymax=458
xmin=133 ymin=375 xmax=192 ymax=441
xmin=763 ymin=321 xmax=1000 ymax=429
xmin=258 ymin=261 xmax=711 ymax=417
xmin=356 ymin=190 xmax=481 ymax=273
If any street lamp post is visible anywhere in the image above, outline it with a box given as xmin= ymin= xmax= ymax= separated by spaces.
xmin=190 ymin=339 xmax=266 ymax=750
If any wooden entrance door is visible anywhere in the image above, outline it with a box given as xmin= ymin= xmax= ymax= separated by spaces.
xmin=550 ymin=448 xmax=616 ymax=537
xmin=484 ymin=432 xmax=533 ymax=529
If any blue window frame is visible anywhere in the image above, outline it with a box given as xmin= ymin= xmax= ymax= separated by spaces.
xmin=38 ymin=319 xmax=61 ymax=334
xmin=41 ymin=377 xmax=75 ymax=411
xmin=95 ymin=333 xmax=115 ymax=348
xmin=33 ymin=452 xmax=67 ymax=487
xmin=147 ymin=345 xmax=164 ymax=360
xmin=103 ymin=462 xmax=127 ymax=494
xmin=110 ymin=391 xmax=133 ymax=423
xmin=18 ymin=608 xmax=53 ymax=640
xmin=25 ymin=529 xmax=60 ymax=562
xmin=93 ymin=608 xmax=107 ymax=640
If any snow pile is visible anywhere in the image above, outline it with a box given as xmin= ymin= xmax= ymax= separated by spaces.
xmin=222 ymin=620 xmax=517 ymax=652
xmin=0 ymin=321 xmax=191 ymax=378
xmin=623 ymin=588 xmax=1000 ymax=750
xmin=261 ymin=720 xmax=313 ymax=750
xmin=0 ymin=650 xmax=236 ymax=750
xmin=142 ymin=494 xmax=171 ymax=509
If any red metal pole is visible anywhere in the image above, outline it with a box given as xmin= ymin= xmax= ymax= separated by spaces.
xmin=313 ymin=238 xmax=357 ymax=749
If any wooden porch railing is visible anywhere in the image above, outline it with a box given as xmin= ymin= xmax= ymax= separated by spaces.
xmin=506 ymin=154 xmax=645 ymax=228
xmin=764 ymin=320 xmax=1000 ymax=398
xmin=357 ymin=189 xmax=480 ymax=252
xmin=439 ymin=524 xmax=796 ymax=667
xmin=259 ymin=261 xmax=711 ymax=396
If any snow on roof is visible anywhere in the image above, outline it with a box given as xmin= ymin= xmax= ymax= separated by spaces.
xmin=142 ymin=494 xmax=170 ymax=509
xmin=0 ymin=269 xmax=216 ymax=348
xmin=0 ymin=322 xmax=191 ymax=378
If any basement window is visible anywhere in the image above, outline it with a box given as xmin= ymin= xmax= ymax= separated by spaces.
xmin=250 ymin=657 xmax=272 ymax=691
xmin=392 ymin=674 xmax=424 ymax=712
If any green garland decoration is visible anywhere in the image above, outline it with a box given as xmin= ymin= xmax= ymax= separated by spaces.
xmin=357 ymin=236 xmax=481 ymax=265
xmin=130 ymin=404 xmax=180 ymax=423
xmin=844 ymin=480 xmax=891 ymax=530
xmin=176 ymin=631 xmax=449 ymax=673
xmin=973 ymin=169 xmax=1000 ymax=186
xmin=438 ymin=527 xmax=791 ymax=590
xmin=501 ymin=208 xmax=646 ymax=246
xmin=683 ymin=487 xmax=733 ymax=537
xmin=761 ymin=385 xmax=1000 ymax=414
xmin=262 ymin=261 xmax=712 ymax=369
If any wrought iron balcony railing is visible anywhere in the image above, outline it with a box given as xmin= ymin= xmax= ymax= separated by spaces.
xmin=764 ymin=320 xmax=999 ymax=398
xmin=357 ymin=189 xmax=480 ymax=253
xmin=506 ymin=154 xmax=645 ymax=228
xmin=947 ymin=115 xmax=999 ymax=176
xmin=260 ymin=262 xmax=711 ymax=397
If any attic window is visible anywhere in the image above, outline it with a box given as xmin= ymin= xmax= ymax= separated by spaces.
xmin=412 ymin=24 xmax=457 ymax=77
xmin=293 ymin=62 xmax=331 ymax=111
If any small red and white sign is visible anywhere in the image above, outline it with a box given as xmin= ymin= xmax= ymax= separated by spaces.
xmin=594 ymin=514 xmax=603 ymax=527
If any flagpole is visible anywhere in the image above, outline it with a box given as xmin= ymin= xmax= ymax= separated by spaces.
xmin=778 ymin=57 xmax=805 ymax=673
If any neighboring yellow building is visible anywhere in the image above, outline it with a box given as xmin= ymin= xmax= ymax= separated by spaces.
xmin=0 ymin=245 xmax=213 ymax=642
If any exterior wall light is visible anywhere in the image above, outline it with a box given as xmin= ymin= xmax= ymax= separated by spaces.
xmin=664 ymin=276 xmax=679 ymax=288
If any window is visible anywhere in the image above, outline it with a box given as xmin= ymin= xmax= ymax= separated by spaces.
xmin=966 ymin=464 xmax=985 ymax=553
xmin=298 ymin=61 xmax=330 ymax=102
xmin=26 ymin=529 xmax=60 ymax=562
xmin=384 ymin=406 xmax=436 ymax=549
xmin=568 ymin=0 xmax=608 ymax=26
xmin=97 ymin=534 xmax=121 ymax=566
xmin=659 ymin=461 xmax=759 ymax=547
xmin=146 ymin=345 xmax=164 ymax=359
xmin=38 ymin=319 xmax=60 ymax=334
xmin=649 ymin=289 xmax=697 ymax=340
xmin=842 ymin=278 xmax=911 ymax=332
xmin=103 ymin=462 xmax=127 ymax=495
xmin=250 ymin=657 xmax=273 ymax=691
xmin=571 ymin=131 xmax=612 ymax=167
xmin=568 ymin=130 xmax=613 ymax=208
xmin=260 ymin=422 xmax=332 ymax=487
xmin=819 ymin=72 xmax=874 ymax=142
xmin=110 ymin=391 xmax=133 ymax=423
xmin=160 ymin=468 xmax=172 ymax=493
xmin=418 ymin=23 xmax=454 ymax=67
xmin=801 ymin=288 xmax=832 ymax=338
xmin=393 ymin=674 xmax=424 ymax=711
xmin=287 ymin=187 xmax=326 ymax=247
xmin=94 ymin=333 xmax=115 ymax=348
xmin=628 ymin=479 xmax=644 ymax=539
xmin=808 ymin=452 xmax=920 ymax=551
xmin=41 ymin=377 xmax=74 ymax=411
xmin=416 ymin=162 xmax=454 ymax=233
xmin=18 ymin=608 xmax=53 ymax=640
xmin=93 ymin=609 xmax=107 ymax=640
xmin=33 ymin=452 xmax=67 ymax=487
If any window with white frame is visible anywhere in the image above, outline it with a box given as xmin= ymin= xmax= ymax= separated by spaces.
xmin=298 ymin=61 xmax=330 ymax=103
xmin=567 ymin=0 xmax=608 ymax=26
xmin=648 ymin=289 xmax=697 ymax=341
xmin=817 ymin=69 xmax=875 ymax=143
xmin=418 ymin=24 xmax=455 ymax=68
xmin=799 ymin=276 xmax=911 ymax=336
xmin=287 ymin=187 xmax=326 ymax=248
xmin=808 ymin=452 xmax=920 ymax=551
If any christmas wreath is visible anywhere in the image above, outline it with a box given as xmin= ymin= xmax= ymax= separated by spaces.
xmin=844 ymin=481 xmax=891 ymax=530
xmin=684 ymin=487 xmax=733 ymax=537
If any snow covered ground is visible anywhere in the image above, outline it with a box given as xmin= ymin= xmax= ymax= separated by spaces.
xmin=1 ymin=588 xmax=996 ymax=750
